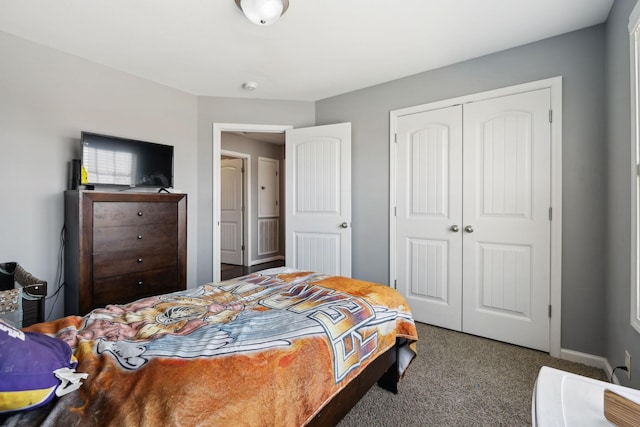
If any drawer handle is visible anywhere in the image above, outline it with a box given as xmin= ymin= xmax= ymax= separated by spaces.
xmin=137 ymin=281 xmax=144 ymax=286
xmin=137 ymin=235 xmax=143 ymax=240
xmin=137 ymin=212 xmax=144 ymax=217
xmin=137 ymin=258 xmax=143 ymax=263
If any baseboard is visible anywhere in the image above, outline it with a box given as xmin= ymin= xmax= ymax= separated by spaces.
xmin=555 ymin=349 xmax=623 ymax=385
xmin=248 ymin=255 xmax=285 ymax=267
xmin=605 ymin=359 xmax=621 ymax=385
xmin=560 ymin=348 xmax=609 ymax=370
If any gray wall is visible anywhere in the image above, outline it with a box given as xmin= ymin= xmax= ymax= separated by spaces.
xmin=605 ymin=0 xmax=640 ymax=388
xmin=0 ymin=31 xmax=199 ymax=321
xmin=221 ymin=132 xmax=285 ymax=263
xmin=316 ymin=26 xmax=608 ymax=356
xmin=196 ymin=97 xmax=314 ymax=285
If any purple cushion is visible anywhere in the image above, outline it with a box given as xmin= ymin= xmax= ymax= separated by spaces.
xmin=0 ymin=318 xmax=75 ymax=413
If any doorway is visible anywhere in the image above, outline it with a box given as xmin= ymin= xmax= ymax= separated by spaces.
xmin=214 ymin=124 xmax=290 ymax=281
xmin=213 ymin=122 xmax=353 ymax=282
xmin=219 ymin=143 xmax=286 ymax=280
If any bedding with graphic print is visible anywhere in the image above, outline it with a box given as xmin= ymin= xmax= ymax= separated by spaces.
xmin=0 ymin=270 xmax=417 ymax=426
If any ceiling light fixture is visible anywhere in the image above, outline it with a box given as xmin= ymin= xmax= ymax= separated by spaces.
xmin=234 ymin=0 xmax=289 ymax=26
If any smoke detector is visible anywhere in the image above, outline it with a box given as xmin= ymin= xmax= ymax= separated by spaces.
xmin=242 ymin=81 xmax=258 ymax=91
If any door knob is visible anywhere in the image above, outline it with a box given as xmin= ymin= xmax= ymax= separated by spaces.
xmin=450 ymin=225 xmax=460 ymax=232
xmin=464 ymin=225 xmax=474 ymax=233
xmin=340 ymin=222 xmax=349 ymax=229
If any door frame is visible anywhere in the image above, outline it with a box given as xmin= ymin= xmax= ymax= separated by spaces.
xmin=389 ymin=76 xmax=563 ymax=357
xmin=213 ymin=123 xmax=293 ymax=282
xmin=220 ymin=151 xmax=249 ymax=266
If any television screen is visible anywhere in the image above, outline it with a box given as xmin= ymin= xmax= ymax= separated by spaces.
xmin=81 ymin=132 xmax=174 ymax=188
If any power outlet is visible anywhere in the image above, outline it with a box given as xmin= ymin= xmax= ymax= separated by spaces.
xmin=625 ymin=350 xmax=632 ymax=380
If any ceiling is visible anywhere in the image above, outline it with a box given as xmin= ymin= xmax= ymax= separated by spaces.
xmin=0 ymin=0 xmax=614 ymax=101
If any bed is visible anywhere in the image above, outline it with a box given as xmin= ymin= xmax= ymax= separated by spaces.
xmin=1 ymin=269 xmax=417 ymax=426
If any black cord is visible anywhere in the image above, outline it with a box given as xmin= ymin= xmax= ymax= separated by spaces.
xmin=610 ymin=365 xmax=628 ymax=383
xmin=45 ymin=225 xmax=66 ymax=320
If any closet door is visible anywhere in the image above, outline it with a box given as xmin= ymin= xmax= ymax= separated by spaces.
xmin=395 ymin=105 xmax=463 ymax=330
xmin=462 ymin=89 xmax=551 ymax=352
xmin=393 ymin=88 xmax=552 ymax=352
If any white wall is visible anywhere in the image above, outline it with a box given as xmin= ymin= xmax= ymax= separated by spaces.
xmin=0 ymin=31 xmax=199 ymax=320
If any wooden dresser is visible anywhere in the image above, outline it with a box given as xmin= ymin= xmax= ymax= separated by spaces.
xmin=64 ymin=191 xmax=187 ymax=315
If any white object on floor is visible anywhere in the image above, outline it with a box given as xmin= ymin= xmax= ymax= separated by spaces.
xmin=532 ymin=366 xmax=640 ymax=426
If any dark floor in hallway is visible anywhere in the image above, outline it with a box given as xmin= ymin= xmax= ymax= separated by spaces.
xmin=220 ymin=260 xmax=285 ymax=281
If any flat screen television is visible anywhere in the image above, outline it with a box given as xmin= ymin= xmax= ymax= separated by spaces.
xmin=81 ymin=131 xmax=174 ymax=188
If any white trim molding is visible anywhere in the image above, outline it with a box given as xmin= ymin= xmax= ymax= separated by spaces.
xmin=213 ymin=123 xmax=292 ymax=282
xmin=249 ymin=255 xmax=285 ymax=267
xmin=560 ymin=348 xmax=609 ymax=371
xmin=559 ymin=351 xmax=624 ymax=385
xmin=630 ymin=1 xmax=640 ymax=335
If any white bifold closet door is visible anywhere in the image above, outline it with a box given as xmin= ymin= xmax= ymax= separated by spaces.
xmin=395 ymin=89 xmax=551 ymax=352
xmin=396 ymin=105 xmax=464 ymax=330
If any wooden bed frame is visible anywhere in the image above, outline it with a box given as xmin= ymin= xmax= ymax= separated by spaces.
xmin=307 ymin=338 xmax=407 ymax=426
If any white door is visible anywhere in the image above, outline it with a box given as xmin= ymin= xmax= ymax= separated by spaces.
xmin=285 ymin=123 xmax=352 ymax=277
xmin=394 ymin=89 xmax=551 ymax=351
xmin=462 ymin=89 xmax=551 ymax=351
xmin=395 ymin=105 xmax=463 ymax=330
xmin=220 ymin=158 xmax=244 ymax=265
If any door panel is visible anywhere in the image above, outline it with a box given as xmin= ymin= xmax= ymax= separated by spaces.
xmin=286 ymin=123 xmax=351 ymax=277
xmin=462 ymin=89 xmax=551 ymax=352
xmin=220 ymin=158 xmax=243 ymax=265
xmin=294 ymin=233 xmax=340 ymax=274
xmin=395 ymin=105 xmax=463 ymax=330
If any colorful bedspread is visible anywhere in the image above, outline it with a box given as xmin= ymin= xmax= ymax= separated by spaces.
xmin=3 ymin=270 xmax=417 ymax=426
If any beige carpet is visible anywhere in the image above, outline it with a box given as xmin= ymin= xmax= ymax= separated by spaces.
xmin=339 ymin=322 xmax=607 ymax=427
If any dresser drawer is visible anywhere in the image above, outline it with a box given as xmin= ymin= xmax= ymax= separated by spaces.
xmin=93 ymin=250 xmax=177 ymax=278
xmin=93 ymin=223 xmax=177 ymax=253
xmin=93 ymin=267 xmax=179 ymax=308
xmin=93 ymin=202 xmax=177 ymax=227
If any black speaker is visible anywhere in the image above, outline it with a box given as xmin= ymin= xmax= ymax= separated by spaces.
xmin=70 ymin=159 xmax=81 ymax=190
